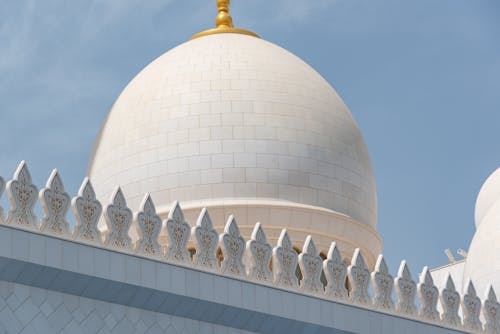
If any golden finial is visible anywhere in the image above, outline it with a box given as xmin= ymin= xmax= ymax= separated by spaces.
xmin=191 ymin=0 xmax=259 ymax=40
xmin=215 ymin=0 xmax=233 ymax=29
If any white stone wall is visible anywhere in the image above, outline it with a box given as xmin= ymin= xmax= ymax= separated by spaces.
xmin=0 ymin=281 xmax=256 ymax=334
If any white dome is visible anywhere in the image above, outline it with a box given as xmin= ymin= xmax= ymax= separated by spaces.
xmin=463 ymin=168 xmax=500 ymax=295
xmin=88 ymin=33 xmax=381 ymax=265
xmin=474 ymin=168 xmax=500 ymax=228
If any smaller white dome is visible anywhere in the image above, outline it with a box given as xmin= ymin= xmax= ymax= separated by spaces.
xmin=475 ymin=168 xmax=500 ymax=228
xmin=463 ymin=167 xmax=500 ymax=295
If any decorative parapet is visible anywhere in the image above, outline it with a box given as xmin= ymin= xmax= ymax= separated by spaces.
xmin=272 ymin=229 xmax=299 ymax=289
xmin=394 ymin=260 xmax=417 ymax=316
xmin=418 ymin=266 xmax=440 ymax=322
xmin=347 ymin=248 xmax=371 ymax=305
xmin=298 ymin=235 xmax=323 ymax=294
xmin=191 ymin=208 xmax=218 ymax=270
xmin=134 ymin=194 xmax=162 ymax=257
xmin=246 ymin=222 xmax=272 ymax=282
xmin=0 ymin=176 xmax=4 ymax=222
xmin=440 ymin=275 xmax=461 ymax=327
xmin=39 ymin=169 xmax=71 ymax=235
xmin=165 ymin=201 xmax=190 ymax=264
xmin=219 ymin=215 xmax=246 ymax=277
xmin=484 ymin=286 xmax=500 ymax=334
xmin=323 ymin=242 xmax=348 ymax=300
xmin=103 ymin=187 xmax=133 ymax=250
xmin=72 ymin=177 xmax=102 ymax=244
xmin=0 ymin=161 xmax=498 ymax=333
xmin=5 ymin=161 xmax=37 ymax=229
xmin=462 ymin=280 xmax=482 ymax=331
xmin=372 ymin=255 xmax=394 ymax=310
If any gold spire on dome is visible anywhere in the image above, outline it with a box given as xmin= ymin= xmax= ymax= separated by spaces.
xmin=191 ymin=0 xmax=259 ymax=40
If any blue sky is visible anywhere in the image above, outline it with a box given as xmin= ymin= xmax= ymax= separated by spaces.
xmin=0 ymin=0 xmax=499 ymax=275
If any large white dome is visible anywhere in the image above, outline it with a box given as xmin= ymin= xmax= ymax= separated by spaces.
xmin=88 ymin=33 xmax=381 ymax=266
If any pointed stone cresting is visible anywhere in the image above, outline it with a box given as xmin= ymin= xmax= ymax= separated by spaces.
xmin=0 ymin=176 xmax=4 ymax=222
xmin=134 ymin=194 xmax=163 ymax=257
xmin=104 ymin=187 xmax=133 ymax=250
xmin=192 ymin=208 xmax=218 ymax=270
xmin=347 ymin=248 xmax=371 ymax=305
xmin=298 ymin=235 xmax=323 ymax=294
xmin=165 ymin=201 xmax=190 ymax=264
xmin=323 ymin=242 xmax=348 ymax=300
xmin=462 ymin=279 xmax=482 ymax=332
xmin=417 ymin=266 xmax=439 ymax=322
xmin=220 ymin=215 xmax=246 ymax=277
xmin=371 ymin=254 xmax=394 ymax=310
xmin=39 ymin=169 xmax=70 ymax=235
xmin=72 ymin=178 xmax=102 ymax=244
xmin=440 ymin=274 xmax=461 ymax=327
xmin=272 ymin=229 xmax=299 ymax=289
xmin=246 ymin=222 xmax=272 ymax=282
xmin=483 ymin=285 xmax=500 ymax=334
xmin=394 ymin=260 xmax=417 ymax=316
xmin=5 ymin=161 xmax=38 ymax=229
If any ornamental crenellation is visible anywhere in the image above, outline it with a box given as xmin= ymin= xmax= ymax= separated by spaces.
xmin=0 ymin=160 xmax=497 ymax=333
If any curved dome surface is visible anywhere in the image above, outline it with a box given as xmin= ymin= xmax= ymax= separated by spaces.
xmin=474 ymin=167 xmax=500 ymax=228
xmin=88 ymin=33 xmax=380 ymax=265
xmin=463 ymin=168 xmax=500 ymax=295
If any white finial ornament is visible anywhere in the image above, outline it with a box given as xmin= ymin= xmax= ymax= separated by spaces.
xmin=298 ymin=236 xmax=323 ymax=294
xmin=394 ymin=260 xmax=417 ymax=316
xmin=371 ymin=255 xmax=394 ymax=310
xmin=483 ymin=285 xmax=500 ymax=334
xmin=104 ymin=187 xmax=133 ymax=250
xmin=272 ymin=229 xmax=299 ymax=289
xmin=462 ymin=280 xmax=482 ymax=331
xmin=439 ymin=275 xmax=461 ymax=327
xmin=5 ymin=161 xmax=38 ymax=229
xmin=323 ymin=242 xmax=348 ymax=300
xmin=134 ymin=194 xmax=163 ymax=257
xmin=220 ymin=215 xmax=246 ymax=276
xmin=39 ymin=169 xmax=70 ymax=235
xmin=347 ymin=248 xmax=371 ymax=305
xmin=417 ymin=266 xmax=439 ymax=322
xmin=0 ymin=176 xmax=4 ymax=222
xmin=165 ymin=201 xmax=190 ymax=264
xmin=72 ymin=178 xmax=102 ymax=244
xmin=246 ymin=223 xmax=272 ymax=282
xmin=192 ymin=208 xmax=218 ymax=270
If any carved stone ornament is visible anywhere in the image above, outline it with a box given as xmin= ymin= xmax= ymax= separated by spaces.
xmin=5 ymin=161 xmax=38 ymax=229
xmin=272 ymin=229 xmax=299 ymax=289
xmin=371 ymin=255 xmax=394 ymax=310
xmin=347 ymin=248 xmax=370 ymax=305
xmin=0 ymin=176 xmax=4 ymax=222
xmin=72 ymin=178 xmax=102 ymax=244
xmin=394 ymin=260 xmax=417 ymax=316
xmin=417 ymin=266 xmax=439 ymax=322
xmin=483 ymin=285 xmax=500 ymax=334
xmin=39 ymin=169 xmax=70 ymax=235
xmin=165 ymin=201 xmax=190 ymax=264
xmin=440 ymin=275 xmax=461 ymax=327
xmin=104 ymin=187 xmax=133 ymax=250
xmin=323 ymin=242 xmax=348 ymax=300
xmin=246 ymin=222 xmax=272 ymax=282
xmin=192 ymin=208 xmax=218 ymax=270
xmin=219 ymin=215 xmax=246 ymax=277
xmin=134 ymin=194 xmax=163 ymax=257
xmin=298 ymin=236 xmax=323 ymax=294
xmin=461 ymin=280 xmax=482 ymax=332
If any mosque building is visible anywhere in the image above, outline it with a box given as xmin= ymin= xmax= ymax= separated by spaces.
xmin=0 ymin=1 xmax=499 ymax=333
